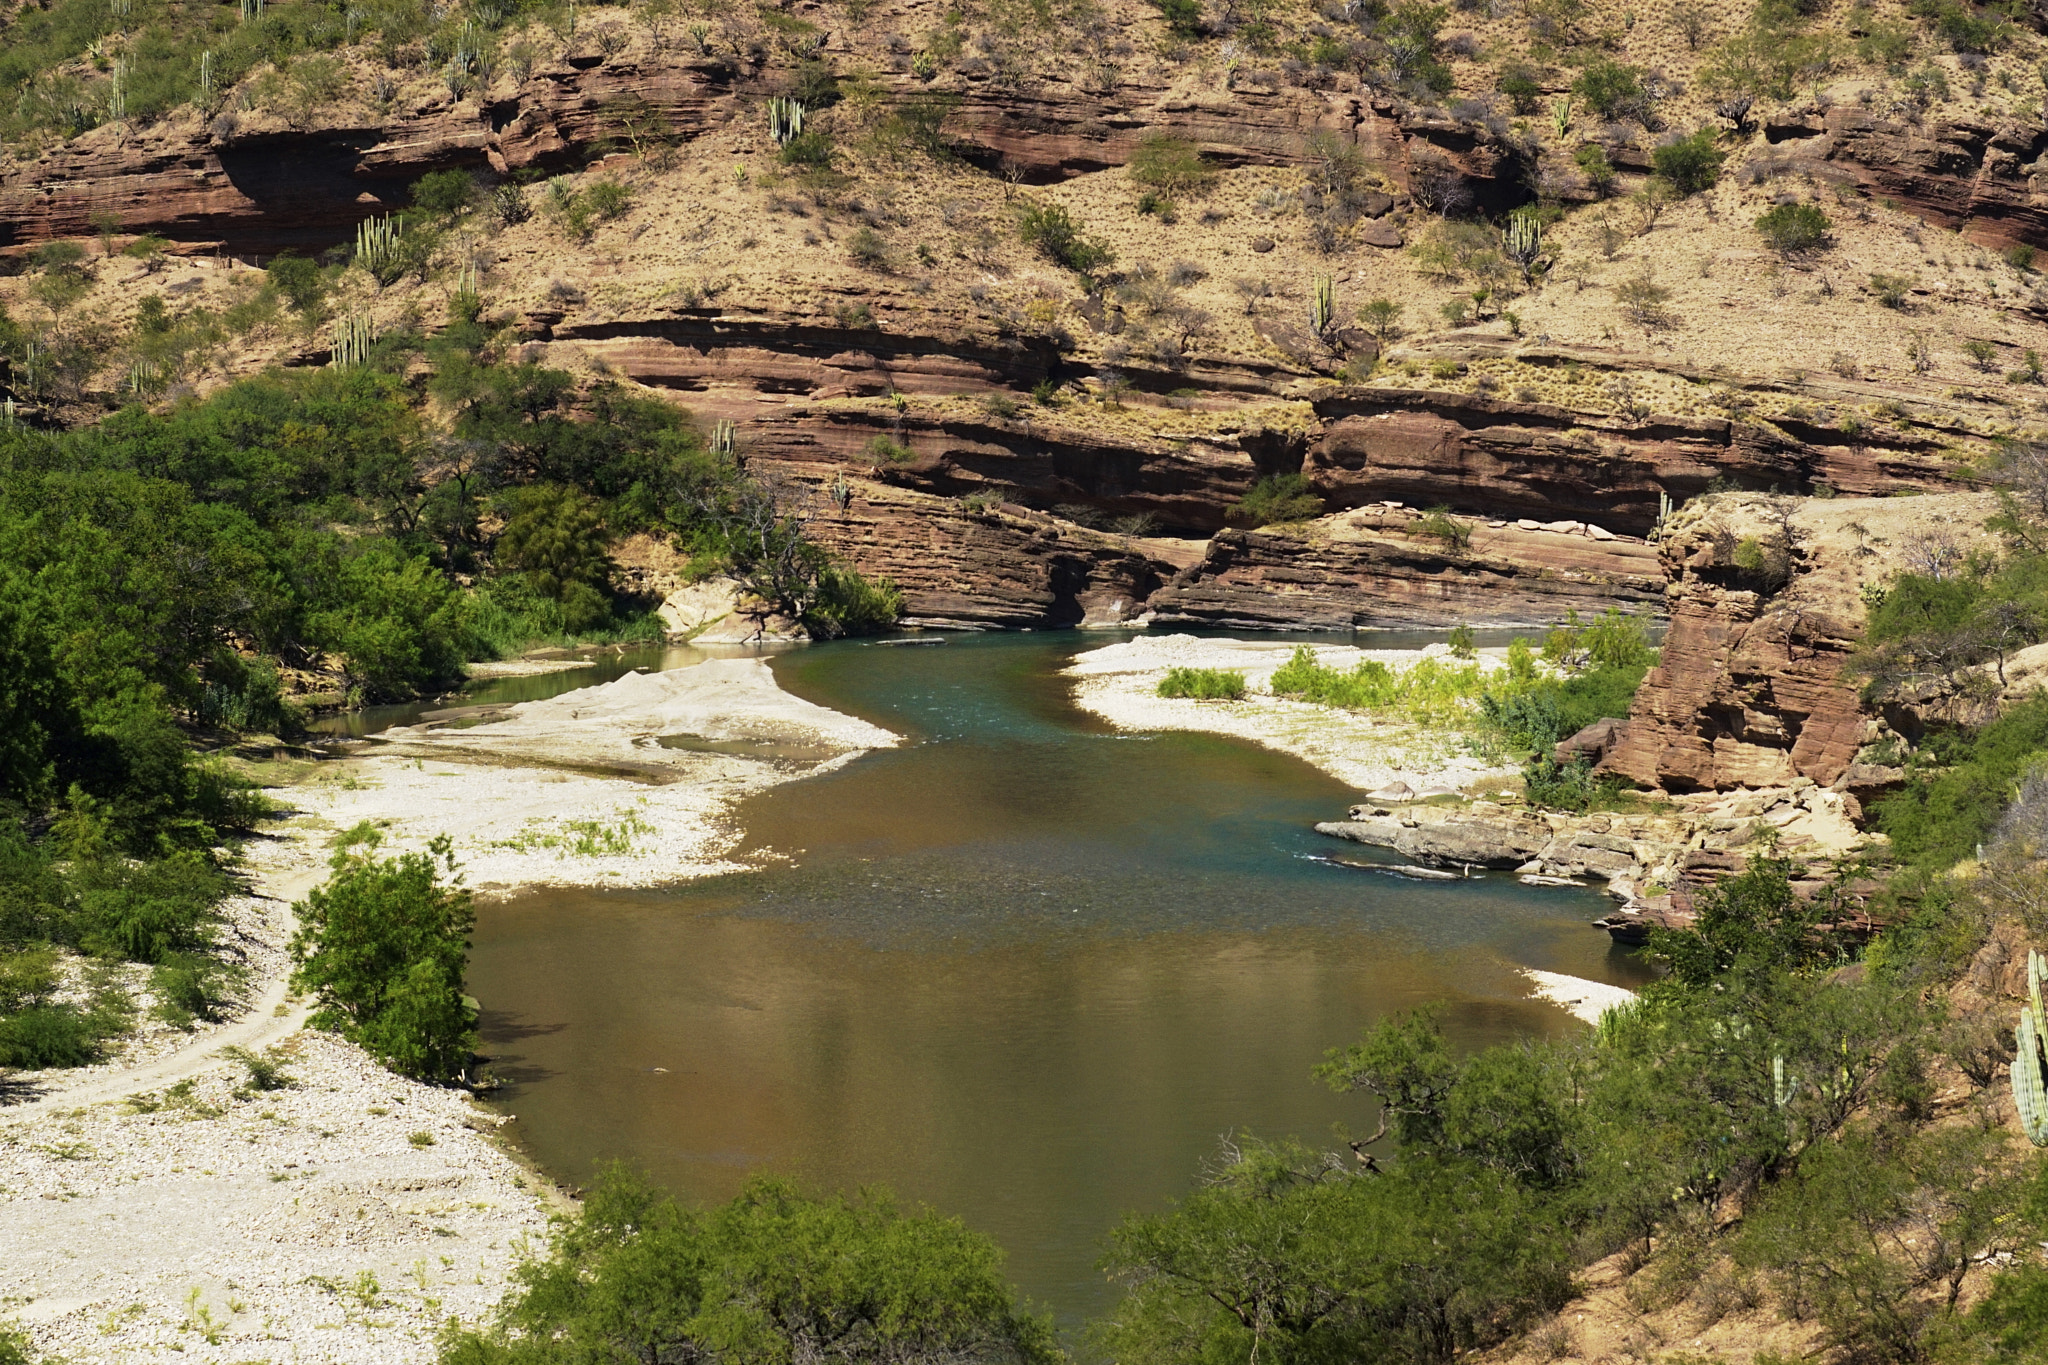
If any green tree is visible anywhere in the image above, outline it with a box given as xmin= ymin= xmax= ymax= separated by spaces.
xmin=444 ymin=1164 xmax=1061 ymax=1365
xmin=290 ymin=828 xmax=476 ymax=1082
xmin=494 ymin=485 xmax=616 ymax=634
xmin=1755 ymin=201 xmax=1830 ymax=253
xmin=1017 ymin=199 xmax=1115 ymax=275
xmin=1572 ymin=59 xmax=1646 ymax=119
xmin=265 ymin=252 xmax=326 ymax=312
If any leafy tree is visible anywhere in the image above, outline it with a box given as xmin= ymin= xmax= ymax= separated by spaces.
xmin=1129 ymin=133 xmax=1212 ymax=196
xmin=494 ymin=485 xmax=616 ymax=634
xmin=444 ymin=1164 xmax=1060 ymax=1365
xmin=290 ymin=827 xmax=476 ymax=1083
xmin=1572 ymin=59 xmax=1646 ymax=120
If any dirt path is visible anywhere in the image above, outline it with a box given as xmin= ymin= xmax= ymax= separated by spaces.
xmin=2 ymin=863 xmax=324 ymax=1120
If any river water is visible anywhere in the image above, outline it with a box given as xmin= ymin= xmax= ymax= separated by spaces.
xmin=460 ymin=631 xmax=1653 ymax=1324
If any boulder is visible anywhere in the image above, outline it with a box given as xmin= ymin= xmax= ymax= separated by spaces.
xmin=1554 ymin=717 xmax=1625 ymax=765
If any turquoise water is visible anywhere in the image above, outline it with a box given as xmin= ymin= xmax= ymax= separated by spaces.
xmin=465 ymin=631 xmax=1652 ymax=1323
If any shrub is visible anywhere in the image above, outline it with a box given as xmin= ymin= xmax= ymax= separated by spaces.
xmin=223 ymin=1043 xmax=295 ymax=1091
xmin=778 ymin=130 xmax=833 ymax=169
xmin=1870 ymin=272 xmax=1913 ymax=308
xmin=1357 ymin=297 xmax=1403 ymax=342
xmin=2007 ymin=244 xmax=2037 ymax=273
xmin=288 ymin=830 xmax=477 ymax=1083
xmin=847 ymin=225 xmax=889 ymax=269
xmin=410 ymin=169 xmax=479 ymax=217
xmin=1157 ymin=667 xmax=1247 ymax=700
xmin=1449 ymin=623 xmax=1476 ymax=658
xmin=265 ymin=252 xmax=326 ymax=312
xmin=866 ymin=435 xmax=915 ymax=464
xmin=1151 ymin=0 xmax=1203 ymax=35
xmin=1574 ymin=143 xmax=1617 ymax=188
xmin=1230 ymin=473 xmax=1323 ymax=526
xmin=1965 ymin=338 xmax=1999 ymax=370
xmin=1412 ymin=506 xmax=1472 ymax=551
xmin=1270 ymin=648 xmax=1491 ymax=723
xmin=1755 ymin=201 xmax=1830 ymax=253
xmin=0 ymin=1003 xmax=104 ymax=1069
xmin=1017 ymin=200 xmax=1115 ymax=275
xmin=1573 ymin=59 xmax=1646 ymax=120
xmin=150 ymin=954 xmax=236 ymax=1028
xmin=584 ymin=179 xmax=632 ymax=220
xmin=1129 ymin=134 xmax=1213 ymax=196
xmin=1499 ymin=62 xmax=1543 ymax=113
xmin=806 ymin=565 xmax=903 ymax=639
xmin=1652 ymin=130 xmax=1725 ymax=195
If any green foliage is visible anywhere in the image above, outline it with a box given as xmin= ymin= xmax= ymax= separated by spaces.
xmin=1755 ymin=201 xmax=1830 ymax=253
xmin=1448 ymin=624 xmax=1476 ymax=659
xmin=779 ymin=130 xmax=836 ymax=167
xmin=1128 ymin=134 xmax=1212 ymax=196
xmin=1572 ymin=59 xmax=1646 ymax=120
xmin=1871 ymin=272 xmax=1914 ymax=308
xmin=1908 ymin=0 xmax=2007 ymax=53
xmin=1498 ymin=62 xmax=1543 ymax=113
xmin=411 ymin=169 xmax=480 ymax=218
xmin=1877 ymin=696 xmax=2048 ymax=873
xmin=1230 ymin=473 xmax=1323 ymax=527
xmin=1651 ymin=130 xmax=1725 ymax=195
xmin=1150 ymin=0 xmax=1204 ymax=35
xmin=494 ymin=486 xmax=617 ymax=635
xmin=1016 ymin=200 xmax=1115 ymax=275
xmin=1157 ymin=668 xmax=1248 ymax=701
xmin=289 ymin=829 xmax=476 ymax=1083
xmin=1573 ymin=142 xmax=1617 ymax=187
xmin=1271 ymin=648 xmax=1489 ymax=724
xmin=443 ymin=1164 xmax=1059 ymax=1365
xmin=265 ymin=252 xmax=326 ymax=313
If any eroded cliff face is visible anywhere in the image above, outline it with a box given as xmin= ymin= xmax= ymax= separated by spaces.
xmin=1601 ymin=490 xmax=2002 ymax=793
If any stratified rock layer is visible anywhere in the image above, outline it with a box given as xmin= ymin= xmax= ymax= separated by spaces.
xmin=1601 ymin=490 xmax=2001 ymax=792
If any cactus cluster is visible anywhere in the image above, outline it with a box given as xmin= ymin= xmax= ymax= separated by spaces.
xmin=710 ymin=418 xmax=737 ymax=458
xmin=2016 ymin=948 xmax=2048 ymax=1146
xmin=1308 ymin=273 xmax=1335 ymax=337
xmin=239 ymin=0 xmax=263 ymax=20
xmin=198 ymin=49 xmax=216 ymax=103
xmin=767 ymin=97 xmax=806 ymax=146
xmin=1504 ymin=212 xmax=1541 ymax=274
xmin=353 ymin=215 xmax=401 ymax=278
xmin=330 ymin=314 xmax=379 ymax=370
xmin=450 ymin=263 xmax=482 ymax=323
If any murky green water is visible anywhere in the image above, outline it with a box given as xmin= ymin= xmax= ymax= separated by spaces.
xmin=465 ymin=632 xmax=1653 ymax=1324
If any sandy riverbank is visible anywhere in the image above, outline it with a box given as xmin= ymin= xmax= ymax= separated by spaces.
xmin=2 ymin=652 xmax=898 ymax=1361
xmin=296 ymin=656 xmax=898 ymax=889
xmin=1066 ymin=635 xmax=1519 ymax=794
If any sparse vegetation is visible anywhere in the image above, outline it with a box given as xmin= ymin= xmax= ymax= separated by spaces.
xmin=1230 ymin=473 xmax=1324 ymax=527
xmin=1157 ymin=667 xmax=1248 ymax=701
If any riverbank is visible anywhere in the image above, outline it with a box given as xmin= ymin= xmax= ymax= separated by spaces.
xmin=1065 ymin=635 xmax=1520 ymax=794
xmin=297 ymin=656 xmax=899 ymax=890
xmin=0 ymin=829 xmax=557 ymax=1364
xmin=1 ymin=652 xmax=900 ymax=1361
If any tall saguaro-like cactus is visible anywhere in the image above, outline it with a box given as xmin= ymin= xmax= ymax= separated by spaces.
xmin=2015 ymin=948 xmax=2048 ymax=1146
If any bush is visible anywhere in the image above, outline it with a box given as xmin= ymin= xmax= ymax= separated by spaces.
xmin=779 ymin=130 xmax=835 ymax=167
xmin=1574 ymin=143 xmax=1617 ymax=188
xmin=805 ymin=564 xmax=903 ymax=639
xmin=1230 ymin=473 xmax=1323 ymax=526
xmin=1017 ymin=199 xmax=1115 ymax=275
xmin=150 ymin=953 xmax=237 ymax=1028
xmin=265 ymin=253 xmax=326 ymax=312
xmin=1499 ymin=62 xmax=1543 ymax=113
xmin=584 ymin=179 xmax=632 ymax=220
xmin=442 ymin=1165 xmax=1059 ymax=1365
xmin=1573 ymin=59 xmax=1646 ymax=120
xmin=1871 ymin=272 xmax=1914 ymax=308
xmin=1129 ymin=134 xmax=1212 ymax=196
xmin=0 ymin=1004 xmax=103 ymax=1068
xmin=1157 ymin=668 xmax=1247 ymax=700
xmin=289 ymin=831 xmax=477 ymax=1083
xmin=410 ymin=169 xmax=479 ymax=217
xmin=1270 ymin=648 xmax=1490 ymax=723
xmin=1755 ymin=201 xmax=1830 ymax=253
xmin=1151 ymin=0 xmax=1203 ymax=35
xmin=1651 ymin=130 xmax=1724 ymax=195
xmin=847 ymin=225 xmax=890 ymax=269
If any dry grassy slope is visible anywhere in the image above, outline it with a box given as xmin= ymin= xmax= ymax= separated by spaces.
xmin=6 ymin=0 xmax=2048 ymax=629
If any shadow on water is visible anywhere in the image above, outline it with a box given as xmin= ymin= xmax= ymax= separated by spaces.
xmin=467 ymin=630 xmax=1654 ymax=1325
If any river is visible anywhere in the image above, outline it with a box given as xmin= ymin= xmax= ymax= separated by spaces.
xmin=458 ymin=631 xmax=1654 ymax=1325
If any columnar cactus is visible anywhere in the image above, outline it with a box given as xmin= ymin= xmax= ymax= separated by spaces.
xmin=1308 ymin=273 xmax=1335 ymax=337
xmin=354 ymin=215 xmax=400 ymax=278
xmin=2016 ymin=949 xmax=2048 ymax=1146
xmin=767 ymin=97 xmax=806 ymax=146
xmin=330 ymin=314 xmax=378 ymax=370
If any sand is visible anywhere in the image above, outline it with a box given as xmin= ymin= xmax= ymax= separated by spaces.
xmin=1065 ymin=634 xmax=1521 ymax=794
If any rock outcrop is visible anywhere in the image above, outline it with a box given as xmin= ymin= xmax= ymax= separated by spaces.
xmin=1758 ymin=103 xmax=2048 ymax=252
xmin=1306 ymin=388 xmax=1959 ymax=537
xmin=1600 ymin=490 xmax=2001 ymax=792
